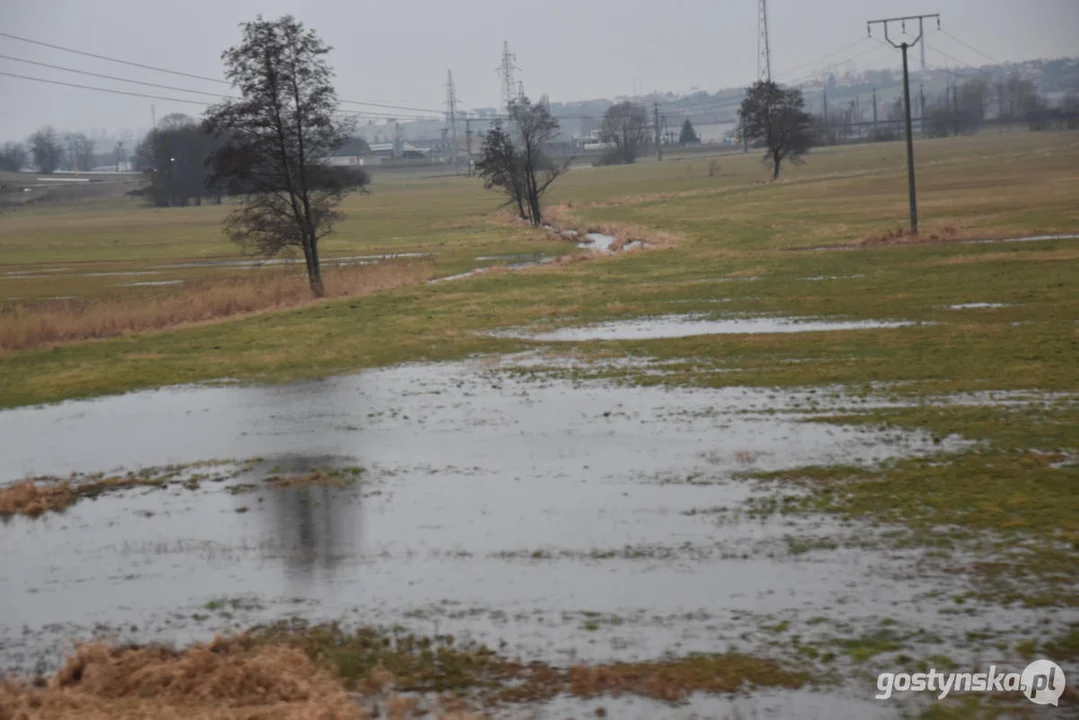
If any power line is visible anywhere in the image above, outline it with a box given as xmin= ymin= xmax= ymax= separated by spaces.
xmin=783 ymin=40 xmax=896 ymax=87
xmin=0 ymin=30 xmax=229 ymax=84
xmin=773 ymin=37 xmax=870 ymax=80
xmin=0 ymin=70 xmax=212 ymax=105
xmin=925 ymin=44 xmax=983 ymax=73
xmin=0 ymin=70 xmax=442 ymax=122
xmin=338 ymin=98 xmax=445 ymax=114
xmin=939 ymin=29 xmax=999 ymax=65
xmin=0 ymin=30 xmax=449 ymax=116
xmin=0 ymin=53 xmax=232 ymax=98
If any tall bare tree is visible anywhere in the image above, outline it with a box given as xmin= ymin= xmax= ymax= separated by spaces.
xmin=68 ymin=133 xmax=95 ymax=172
xmin=204 ymin=15 xmax=366 ymax=297
xmin=29 ymin=126 xmax=64 ymax=174
xmin=476 ymin=97 xmax=569 ymax=226
xmin=600 ymin=101 xmax=649 ymax=164
xmin=739 ymin=81 xmax=814 ymax=180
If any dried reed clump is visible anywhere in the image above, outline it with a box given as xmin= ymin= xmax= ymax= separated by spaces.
xmin=0 ymin=480 xmax=72 ymax=517
xmin=0 ymin=259 xmax=434 ymax=352
xmin=860 ymin=224 xmax=960 ymax=247
xmin=0 ymin=472 xmax=178 ymax=518
xmin=0 ymin=636 xmax=363 ymax=720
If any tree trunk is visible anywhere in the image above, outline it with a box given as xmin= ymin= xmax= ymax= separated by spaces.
xmin=772 ymin=152 xmax=782 ymax=180
xmin=514 ymin=191 xmax=527 ymax=222
xmin=528 ymin=182 xmax=542 ymax=226
xmin=307 ymin=236 xmax=325 ymax=297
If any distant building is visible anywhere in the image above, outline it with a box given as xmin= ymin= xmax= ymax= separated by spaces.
xmin=326 ymin=137 xmax=371 ymax=167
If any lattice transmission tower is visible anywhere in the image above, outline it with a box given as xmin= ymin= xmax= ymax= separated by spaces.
xmin=757 ymin=0 xmax=772 ymax=82
xmin=497 ymin=41 xmax=520 ymax=114
xmin=445 ymin=70 xmax=459 ymax=169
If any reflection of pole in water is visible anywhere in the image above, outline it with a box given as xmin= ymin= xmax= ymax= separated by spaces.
xmin=263 ymin=477 xmax=360 ymax=584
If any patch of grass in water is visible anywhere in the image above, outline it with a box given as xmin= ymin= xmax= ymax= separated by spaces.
xmin=0 ymin=461 xmax=250 ymax=518
xmin=249 ymin=620 xmax=809 ymax=704
xmin=1043 ymin=623 xmax=1079 ymax=661
xmin=835 ymin=629 xmax=905 ymax=663
xmin=263 ymin=467 xmax=364 ymax=490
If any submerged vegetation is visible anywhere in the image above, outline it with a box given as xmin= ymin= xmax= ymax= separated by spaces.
xmin=0 ymin=623 xmax=808 ymax=719
xmin=0 ymin=461 xmax=259 ymax=518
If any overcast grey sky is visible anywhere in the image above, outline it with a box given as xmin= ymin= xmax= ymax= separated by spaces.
xmin=1 ymin=0 xmax=1077 ymax=140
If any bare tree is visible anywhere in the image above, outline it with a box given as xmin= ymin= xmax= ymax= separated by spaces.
xmin=68 ymin=133 xmax=95 ymax=172
xmin=600 ymin=101 xmax=649 ymax=164
xmin=204 ymin=15 xmax=367 ymax=297
xmin=739 ymin=81 xmax=814 ymax=180
xmin=476 ymin=97 xmax=569 ymax=226
xmin=0 ymin=142 xmax=29 ymax=172
xmin=29 ymin=126 xmax=64 ymax=174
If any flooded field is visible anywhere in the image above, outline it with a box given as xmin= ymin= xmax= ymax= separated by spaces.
xmin=1 ymin=356 xmax=1068 ymax=716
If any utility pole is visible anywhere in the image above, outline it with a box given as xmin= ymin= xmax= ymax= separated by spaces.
xmin=951 ymin=80 xmax=959 ymax=137
xmin=445 ymin=70 xmax=459 ymax=172
xmin=919 ymin=83 xmax=926 ymax=131
xmin=823 ymin=88 xmax=830 ymax=144
xmin=653 ymin=102 xmax=663 ymax=161
xmin=464 ymin=112 xmax=473 ymax=176
xmin=151 ymin=104 xmax=156 ymax=130
xmin=873 ymin=88 xmax=878 ymax=128
xmin=868 ymin=13 xmax=940 ymax=235
xmin=757 ymin=0 xmax=772 ymax=82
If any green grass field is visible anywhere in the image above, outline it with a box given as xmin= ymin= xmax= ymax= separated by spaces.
xmin=2 ymin=131 xmax=1077 ymax=715
xmin=2 ymin=131 xmax=1076 ymax=406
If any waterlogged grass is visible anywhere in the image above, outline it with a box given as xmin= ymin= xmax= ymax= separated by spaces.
xmin=745 ymin=442 xmax=1079 ymax=606
xmin=0 ymin=460 xmax=259 ymax=518
xmin=0 ymin=133 xmax=1077 ymax=712
xmin=250 ymin=620 xmax=808 ymax=704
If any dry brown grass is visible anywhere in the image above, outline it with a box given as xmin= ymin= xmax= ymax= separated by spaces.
xmin=0 ymin=626 xmax=807 ymax=719
xmin=0 ymin=466 xmax=211 ymax=518
xmin=0 ymin=259 xmax=434 ymax=352
xmin=0 ymin=636 xmax=362 ymax=720
xmin=0 ymin=638 xmax=495 ymax=720
xmin=0 ymin=481 xmax=72 ymax=518
xmin=860 ymin=224 xmax=962 ymax=247
xmin=264 ymin=471 xmax=354 ymax=490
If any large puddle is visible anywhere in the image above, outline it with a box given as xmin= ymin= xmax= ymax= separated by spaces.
xmin=0 ymin=360 xmax=1062 ymax=715
xmin=495 ymin=314 xmax=919 ymax=341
